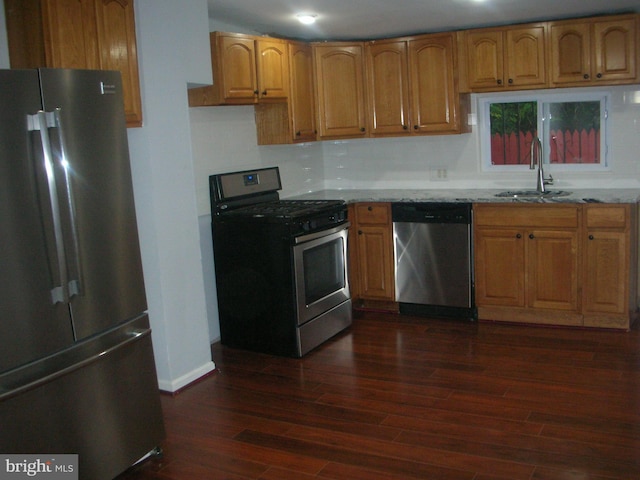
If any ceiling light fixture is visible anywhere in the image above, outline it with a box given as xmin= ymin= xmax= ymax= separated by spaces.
xmin=296 ymin=13 xmax=317 ymax=25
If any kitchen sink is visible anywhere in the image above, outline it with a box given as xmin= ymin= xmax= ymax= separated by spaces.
xmin=495 ymin=190 xmax=571 ymax=198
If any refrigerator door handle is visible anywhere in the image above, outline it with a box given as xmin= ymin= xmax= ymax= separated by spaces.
xmin=28 ymin=111 xmax=69 ymax=304
xmin=52 ymin=108 xmax=83 ymax=298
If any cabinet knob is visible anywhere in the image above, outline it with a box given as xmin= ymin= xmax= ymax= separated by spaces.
xmin=262 ymin=90 xmax=268 ymax=95
xmin=253 ymin=89 xmax=259 ymax=95
xmin=583 ymin=74 xmax=590 ymax=80
xmin=403 ymin=125 xmax=408 ymax=130
xmin=589 ymin=234 xmax=594 ymax=240
xmin=296 ymin=131 xmax=301 ymax=136
xmin=596 ymin=73 xmax=602 ymax=79
xmin=360 ymin=127 xmax=366 ymax=132
xmin=413 ymin=125 xmax=419 ymax=130
xmin=508 ymin=78 xmax=513 ymax=84
xmin=516 ymin=233 xmax=522 ymax=239
xmin=367 ymin=206 xmax=373 ymax=211
xmin=497 ymin=79 xmax=503 ymax=85
xmin=529 ymin=233 xmax=535 ymax=239
xmin=358 ymin=230 xmax=363 ymax=235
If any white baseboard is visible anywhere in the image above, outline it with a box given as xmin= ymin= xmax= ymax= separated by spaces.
xmin=157 ymin=360 xmax=216 ymax=393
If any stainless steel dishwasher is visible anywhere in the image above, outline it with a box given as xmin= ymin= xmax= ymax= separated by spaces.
xmin=392 ymin=203 xmax=476 ymax=320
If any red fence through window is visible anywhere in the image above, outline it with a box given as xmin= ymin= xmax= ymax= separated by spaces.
xmin=491 ymin=129 xmax=600 ymax=165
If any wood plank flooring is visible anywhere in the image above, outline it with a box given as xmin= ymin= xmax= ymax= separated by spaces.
xmin=117 ymin=311 xmax=640 ymax=479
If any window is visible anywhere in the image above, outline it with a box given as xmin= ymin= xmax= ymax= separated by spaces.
xmin=479 ymin=91 xmax=609 ymax=172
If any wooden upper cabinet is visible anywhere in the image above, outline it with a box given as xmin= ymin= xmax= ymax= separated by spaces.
xmin=313 ymin=42 xmax=367 ymax=140
xmin=366 ymin=33 xmax=467 ymax=136
xmin=94 ymin=0 xmax=142 ymax=127
xmin=549 ymin=15 xmax=638 ymax=86
xmin=5 ymin=0 xmax=143 ymax=127
xmin=466 ymin=24 xmax=546 ymax=90
xmin=409 ymin=33 xmax=467 ymax=134
xmin=188 ymin=32 xmax=288 ymax=106
xmin=505 ymin=26 xmax=547 ymax=88
xmin=218 ymin=34 xmax=258 ymax=102
xmin=288 ymin=42 xmax=316 ymax=142
xmin=256 ymin=38 xmax=289 ymax=101
xmin=366 ymin=39 xmax=411 ymax=136
xmin=465 ymin=29 xmax=503 ymax=89
xmin=549 ymin=22 xmax=592 ymax=85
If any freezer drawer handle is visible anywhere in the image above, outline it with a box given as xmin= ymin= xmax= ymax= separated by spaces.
xmin=0 ymin=328 xmax=152 ymax=402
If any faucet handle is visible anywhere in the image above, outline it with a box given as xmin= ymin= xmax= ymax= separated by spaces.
xmin=544 ymin=174 xmax=554 ymax=185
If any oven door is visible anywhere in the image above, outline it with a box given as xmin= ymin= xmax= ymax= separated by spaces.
xmin=293 ymin=223 xmax=350 ymax=326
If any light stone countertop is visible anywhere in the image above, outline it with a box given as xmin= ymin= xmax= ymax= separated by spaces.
xmin=286 ymin=188 xmax=640 ymax=204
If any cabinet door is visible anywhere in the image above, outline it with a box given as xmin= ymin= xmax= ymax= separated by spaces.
xmin=409 ymin=34 xmax=459 ymax=133
xmin=256 ymin=39 xmax=289 ymax=101
xmin=289 ymin=42 xmax=316 ymax=142
xmin=527 ymin=229 xmax=579 ymax=311
xmin=94 ymin=0 xmax=142 ymax=127
xmin=593 ymin=18 xmax=637 ymax=83
xmin=314 ymin=43 xmax=367 ymax=139
xmin=549 ymin=22 xmax=592 ymax=85
xmin=366 ymin=40 xmax=411 ymax=136
xmin=356 ymin=226 xmax=395 ymax=300
xmin=474 ymin=228 xmax=525 ymax=307
xmin=41 ymin=0 xmax=99 ymax=69
xmin=505 ymin=25 xmax=547 ymax=88
xmin=218 ymin=35 xmax=258 ymax=102
xmin=466 ymin=30 xmax=503 ymax=89
xmin=583 ymin=231 xmax=627 ymax=314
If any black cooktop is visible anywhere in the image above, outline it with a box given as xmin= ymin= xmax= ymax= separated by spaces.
xmin=222 ymin=199 xmax=345 ymax=219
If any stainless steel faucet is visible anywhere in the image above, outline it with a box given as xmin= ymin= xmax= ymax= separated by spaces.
xmin=530 ymin=137 xmax=553 ymax=193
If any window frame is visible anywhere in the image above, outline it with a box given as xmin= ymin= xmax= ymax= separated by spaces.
xmin=478 ymin=90 xmax=610 ymax=173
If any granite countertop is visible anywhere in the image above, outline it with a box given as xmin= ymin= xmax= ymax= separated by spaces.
xmin=287 ymin=188 xmax=640 ymax=204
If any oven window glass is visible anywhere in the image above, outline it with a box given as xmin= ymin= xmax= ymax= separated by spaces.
xmin=303 ymin=237 xmax=345 ymax=305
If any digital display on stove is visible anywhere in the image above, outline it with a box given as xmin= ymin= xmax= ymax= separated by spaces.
xmin=243 ymin=173 xmax=259 ymax=186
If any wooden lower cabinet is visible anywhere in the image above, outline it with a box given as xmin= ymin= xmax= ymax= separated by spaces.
xmin=582 ymin=204 xmax=638 ymax=329
xmin=349 ymin=203 xmax=395 ymax=304
xmin=474 ymin=227 xmax=525 ymax=307
xmin=474 ymin=203 xmax=638 ymax=329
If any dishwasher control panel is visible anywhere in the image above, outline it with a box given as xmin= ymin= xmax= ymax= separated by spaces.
xmin=391 ymin=202 xmax=471 ymax=224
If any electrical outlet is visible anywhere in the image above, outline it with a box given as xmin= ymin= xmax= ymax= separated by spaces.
xmin=430 ymin=167 xmax=448 ymax=181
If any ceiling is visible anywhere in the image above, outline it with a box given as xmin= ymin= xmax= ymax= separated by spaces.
xmin=206 ymin=0 xmax=640 ymax=41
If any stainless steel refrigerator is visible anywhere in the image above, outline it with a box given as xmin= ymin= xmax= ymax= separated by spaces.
xmin=0 ymin=69 xmax=165 ymax=479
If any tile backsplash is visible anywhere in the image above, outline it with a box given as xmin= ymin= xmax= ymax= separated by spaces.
xmin=189 ymin=85 xmax=640 ymax=216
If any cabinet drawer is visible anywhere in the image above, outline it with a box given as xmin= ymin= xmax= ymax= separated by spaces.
xmin=585 ymin=205 xmax=628 ymax=229
xmin=474 ymin=205 xmax=579 ymax=228
xmin=355 ymin=203 xmax=390 ymax=225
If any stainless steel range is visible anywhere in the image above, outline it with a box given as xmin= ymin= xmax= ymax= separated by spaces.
xmin=210 ymin=167 xmax=352 ymax=357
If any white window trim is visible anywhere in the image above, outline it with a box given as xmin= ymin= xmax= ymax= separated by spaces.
xmin=478 ymin=90 xmax=611 ymax=173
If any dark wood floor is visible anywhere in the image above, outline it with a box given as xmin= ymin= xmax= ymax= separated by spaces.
xmin=117 ymin=311 xmax=640 ymax=480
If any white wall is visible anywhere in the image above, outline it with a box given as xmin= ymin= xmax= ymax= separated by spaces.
xmin=126 ymin=0 xmax=215 ymax=392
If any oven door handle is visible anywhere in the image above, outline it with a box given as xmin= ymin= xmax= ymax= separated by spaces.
xmin=294 ymin=222 xmax=350 ymax=245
